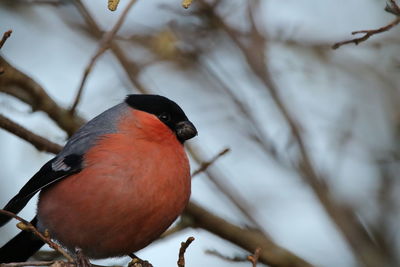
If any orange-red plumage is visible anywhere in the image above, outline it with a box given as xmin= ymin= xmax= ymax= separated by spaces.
xmin=37 ymin=110 xmax=191 ymax=258
xmin=0 ymin=95 xmax=196 ymax=263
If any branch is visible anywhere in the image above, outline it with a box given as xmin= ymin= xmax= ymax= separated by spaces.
xmin=73 ymin=0 xmax=147 ymax=94
xmin=197 ymin=1 xmax=394 ymax=266
xmin=0 ymin=4 xmax=315 ymax=266
xmin=0 ymin=112 xmax=313 ymax=266
xmin=191 ymin=148 xmax=230 ymax=177
xmin=205 ymin=250 xmax=247 ymax=262
xmin=184 ymin=203 xmax=313 ymax=267
xmin=0 ymin=30 xmax=12 ymax=50
xmin=332 ymin=17 xmax=400 ymax=49
xmin=332 ymin=0 xmax=400 ymax=49
xmin=177 ymin=237 xmax=194 ymax=267
xmin=0 ymin=209 xmax=74 ymax=262
xmin=69 ymin=0 xmax=138 ymax=115
xmin=0 ymin=260 xmax=59 ymax=267
xmin=189 ymin=145 xmax=268 ymax=237
xmin=0 ymin=114 xmax=62 ymax=154
xmin=205 ymin=247 xmax=260 ymax=267
xmin=0 ymin=56 xmax=84 ymax=136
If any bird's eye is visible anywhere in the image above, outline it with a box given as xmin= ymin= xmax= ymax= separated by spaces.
xmin=159 ymin=113 xmax=171 ymax=122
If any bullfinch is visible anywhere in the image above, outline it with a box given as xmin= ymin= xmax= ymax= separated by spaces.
xmin=0 ymin=94 xmax=197 ymax=263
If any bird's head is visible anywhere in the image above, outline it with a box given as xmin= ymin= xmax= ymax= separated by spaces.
xmin=125 ymin=94 xmax=197 ymax=143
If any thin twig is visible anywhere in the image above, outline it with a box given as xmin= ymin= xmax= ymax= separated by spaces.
xmin=0 ymin=30 xmax=12 ymax=50
xmin=185 ymin=202 xmax=313 ymax=267
xmin=0 ymin=261 xmax=57 ymax=267
xmin=247 ymin=248 xmax=261 ymax=267
xmin=198 ymin=1 xmax=392 ymax=266
xmin=177 ymin=237 xmax=195 ymax=267
xmin=205 ymin=250 xmax=247 ymax=262
xmin=205 ymin=247 xmax=260 ymax=266
xmin=0 ymin=209 xmax=74 ymax=262
xmin=0 ymin=114 xmax=62 ymax=154
xmin=332 ymin=17 xmax=400 ymax=49
xmin=189 ymin=145 xmax=269 ymax=237
xmin=191 ymin=148 xmax=230 ymax=177
xmin=69 ymin=0 xmax=138 ymax=115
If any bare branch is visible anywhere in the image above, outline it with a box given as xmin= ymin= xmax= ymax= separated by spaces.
xmin=332 ymin=17 xmax=400 ymax=49
xmin=0 ymin=56 xmax=84 ymax=136
xmin=189 ymin=145 xmax=268 ymax=237
xmin=191 ymin=148 xmax=230 ymax=177
xmin=0 ymin=209 xmax=74 ymax=262
xmin=205 ymin=250 xmax=247 ymax=262
xmin=196 ymin=1 xmax=395 ymax=266
xmin=205 ymin=247 xmax=260 ymax=266
xmin=386 ymin=0 xmax=400 ymax=15
xmin=0 ymin=261 xmax=60 ymax=267
xmin=0 ymin=114 xmax=62 ymax=154
xmin=0 ymin=30 xmax=12 ymax=50
xmin=0 ymin=4 xmax=315 ymax=266
xmin=177 ymin=237 xmax=195 ymax=267
xmin=73 ymin=0 xmax=147 ymax=94
xmin=185 ymin=202 xmax=313 ymax=267
xmin=69 ymin=0 xmax=138 ymax=115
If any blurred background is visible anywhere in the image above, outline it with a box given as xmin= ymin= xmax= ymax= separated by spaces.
xmin=1 ymin=0 xmax=400 ymax=266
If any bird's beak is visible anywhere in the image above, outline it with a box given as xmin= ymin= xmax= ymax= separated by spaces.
xmin=175 ymin=121 xmax=197 ymax=142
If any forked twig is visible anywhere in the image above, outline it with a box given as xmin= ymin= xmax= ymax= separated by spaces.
xmin=332 ymin=0 xmax=400 ymax=49
xmin=0 ymin=209 xmax=74 ymax=262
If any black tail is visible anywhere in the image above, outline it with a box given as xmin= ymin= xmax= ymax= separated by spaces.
xmin=0 ymin=216 xmax=45 ymax=263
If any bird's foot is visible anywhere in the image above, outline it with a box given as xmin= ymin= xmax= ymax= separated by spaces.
xmin=128 ymin=253 xmax=153 ymax=267
xmin=75 ymin=248 xmax=91 ymax=267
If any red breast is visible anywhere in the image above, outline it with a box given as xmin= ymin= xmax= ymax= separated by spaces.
xmin=37 ymin=109 xmax=191 ymax=258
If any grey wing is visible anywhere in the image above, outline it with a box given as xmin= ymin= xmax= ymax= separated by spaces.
xmin=0 ymin=102 xmax=129 ymax=226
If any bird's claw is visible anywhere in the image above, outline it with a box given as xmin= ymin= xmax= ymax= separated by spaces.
xmin=75 ymin=248 xmax=91 ymax=267
xmin=128 ymin=256 xmax=153 ymax=267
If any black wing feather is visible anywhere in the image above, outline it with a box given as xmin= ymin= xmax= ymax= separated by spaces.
xmin=0 ymin=154 xmax=83 ymax=227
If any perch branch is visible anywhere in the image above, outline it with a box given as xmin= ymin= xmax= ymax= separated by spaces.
xmin=0 ymin=209 xmax=74 ymax=262
xmin=0 ymin=113 xmax=313 ymax=266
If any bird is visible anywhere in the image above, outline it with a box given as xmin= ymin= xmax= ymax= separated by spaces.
xmin=0 ymin=94 xmax=197 ymax=263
